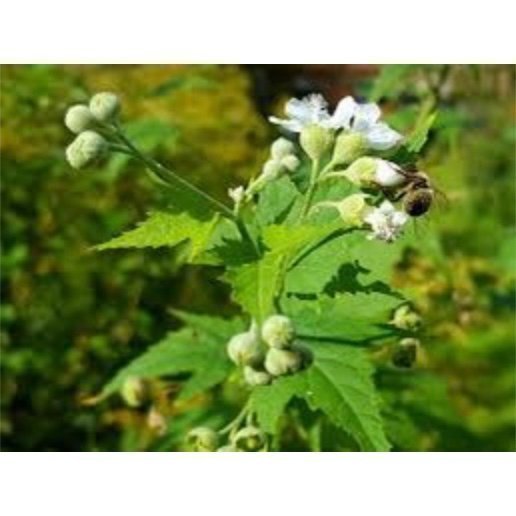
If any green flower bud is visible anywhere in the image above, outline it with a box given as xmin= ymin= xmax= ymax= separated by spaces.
xmin=261 ymin=314 xmax=295 ymax=349
xmin=233 ymin=426 xmax=266 ymax=451
xmin=271 ymin=137 xmax=295 ymax=159
xmin=65 ymin=130 xmax=107 ymax=170
xmin=392 ymin=338 xmax=419 ymax=369
xmin=64 ymin=104 xmax=95 ymax=134
xmin=325 ymin=193 xmax=370 ymax=227
xmin=244 ymin=365 xmax=272 ymax=386
xmin=217 ymin=444 xmax=239 ymax=452
xmin=281 ymin=154 xmax=300 ymax=172
xmin=342 ymin=157 xmax=377 ymax=187
xmin=391 ymin=305 xmax=422 ymax=331
xmin=227 ymin=330 xmax=262 ymax=367
xmin=89 ymin=92 xmax=120 ymax=122
xmin=186 ymin=427 xmax=219 ymax=452
xmin=332 ymin=132 xmax=367 ymax=166
xmin=120 ymin=376 xmax=146 ymax=408
xmin=300 ymin=124 xmax=333 ymax=161
xmin=265 ymin=348 xmax=302 ymax=376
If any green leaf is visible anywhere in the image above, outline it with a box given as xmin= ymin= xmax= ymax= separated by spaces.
xmin=370 ymin=65 xmax=413 ymax=102
xmin=406 ymin=110 xmax=438 ymax=153
xmin=285 ymin=230 xmax=407 ymax=295
xmin=251 ymin=342 xmax=390 ymax=451
xmin=224 ymin=223 xmax=338 ymax=322
xmin=282 ymin=291 xmax=402 ymax=342
xmin=225 ymin=253 xmax=284 ymax=323
xmin=249 ymin=374 xmax=306 ymax=433
xmin=255 ymin=176 xmax=301 ymax=227
xmin=95 ymin=210 xmax=221 ymax=261
xmin=306 ymin=342 xmax=390 ymax=451
xmin=101 ymin=313 xmax=244 ymax=401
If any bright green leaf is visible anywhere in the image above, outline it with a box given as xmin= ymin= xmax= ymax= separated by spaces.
xmin=95 ymin=210 xmax=221 ymax=261
xmin=101 ymin=314 xmax=244 ymax=401
xmin=251 ymin=342 xmax=390 ymax=451
xmin=282 ymin=291 xmax=402 ymax=342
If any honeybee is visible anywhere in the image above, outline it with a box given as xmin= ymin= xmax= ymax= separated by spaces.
xmin=383 ymin=164 xmax=437 ymax=217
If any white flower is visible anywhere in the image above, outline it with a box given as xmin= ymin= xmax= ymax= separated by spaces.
xmin=364 ymin=201 xmax=408 ymax=243
xmin=228 ymin=185 xmax=245 ymax=204
xmin=269 ymin=94 xmax=331 ymax=132
xmin=329 ymin=96 xmax=402 ymax=150
xmin=269 ymin=93 xmax=402 ymax=151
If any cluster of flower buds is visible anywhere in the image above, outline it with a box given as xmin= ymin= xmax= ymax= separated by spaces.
xmin=64 ymin=92 xmax=120 ymax=169
xmin=228 ymin=137 xmax=300 ymax=208
xmin=186 ymin=424 xmax=267 ymax=452
xmin=227 ymin=315 xmax=312 ymax=386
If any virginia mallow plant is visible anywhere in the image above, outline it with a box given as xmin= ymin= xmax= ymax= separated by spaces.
xmin=64 ymin=91 xmax=436 ymax=451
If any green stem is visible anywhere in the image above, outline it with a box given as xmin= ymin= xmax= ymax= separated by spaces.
xmin=112 ymin=124 xmax=235 ymax=219
xmin=218 ymin=401 xmax=250 ymax=436
xmin=109 ymin=122 xmax=261 ymax=258
xmin=300 ymin=159 xmax=321 ymax=220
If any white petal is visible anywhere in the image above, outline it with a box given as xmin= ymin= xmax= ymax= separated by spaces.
xmin=392 ymin=211 xmax=409 ymax=226
xmin=378 ymin=200 xmax=396 ymax=215
xmin=328 ymin=96 xmax=357 ymax=129
xmin=268 ymin=116 xmax=304 ymax=133
xmin=284 ymin=98 xmax=314 ymax=123
xmin=374 ymin=159 xmax=406 ymax=187
xmin=365 ymin=122 xmax=403 ymax=150
xmin=352 ymin=103 xmax=381 ymax=132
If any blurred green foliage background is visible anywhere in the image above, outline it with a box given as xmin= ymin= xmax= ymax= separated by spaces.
xmin=1 ymin=64 xmax=514 ymax=451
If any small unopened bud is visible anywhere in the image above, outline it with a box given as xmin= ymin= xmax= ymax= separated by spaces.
xmin=147 ymin=406 xmax=167 ymax=436
xmin=217 ymin=444 xmax=239 ymax=452
xmin=391 ymin=305 xmax=422 ymax=331
xmin=228 ymin=186 xmax=245 ymax=204
xmin=65 ymin=130 xmax=107 ymax=170
xmin=281 ymin=154 xmax=300 ymax=172
xmin=318 ymin=193 xmax=369 ymax=227
xmin=374 ymin=159 xmax=406 ymax=187
xmin=227 ymin=330 xmax=262 ymax=367
xmin=64 ymin=104 xmax=95 ymax=134
xmin=261 ymin=315 xmax=295 ymax=349
xmin=120 ymin=376 xmax=146 ymax=408
xmin=244 ymin=366 xmax=272 ymax=386
xmin=392 ymin=338 xmax=419 ymax=369
xmin=271 ymin=137 xmax=295 ymax=159
xmin=265 ymin=348 xmax=302 ymax=376
xmin=89 ymin=92 xmax=120 ymax=122
xmin=332 ymin=132 xmax=367 ymax=166
xmin=261 ymin=159 xmax=284 ymax=181
xmin=233 ymin=426 xmax=266 ymax=451
xmin=342 ymin=157 xmax=377 ymax=187
xmin=186 ymin=427 xmax=219 ymax=452
xmin=300 ymin=124 xmax=333 ymax=161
